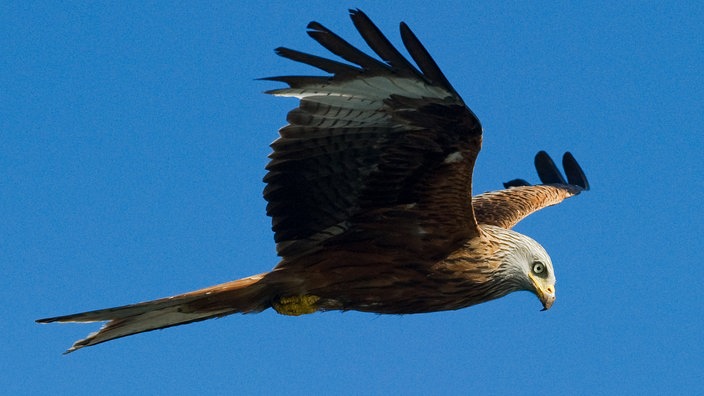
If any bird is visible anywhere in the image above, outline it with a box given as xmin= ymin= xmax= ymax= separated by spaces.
xmin=37 ymin=9 xmax=589 ymax=354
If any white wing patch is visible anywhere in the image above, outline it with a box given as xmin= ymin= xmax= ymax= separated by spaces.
xmin=270 ymin=76 xmax=452 ymax=102
xmin=270 ymin=76 xmax=453 ymax=134
xmin=443 ymin=151 xmax=464 ymax=164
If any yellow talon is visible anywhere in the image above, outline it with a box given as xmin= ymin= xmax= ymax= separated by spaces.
xmin=272 ymin=295 xmax=320 ymax=316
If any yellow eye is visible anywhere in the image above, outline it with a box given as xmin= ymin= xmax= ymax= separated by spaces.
xmin=532 ymin=262 xmax=545 ymax=274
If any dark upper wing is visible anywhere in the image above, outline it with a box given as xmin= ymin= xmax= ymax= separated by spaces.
xmin=472 ymin=151 xmax=589 ymax=229
xmin=263 ymin=9 xmax=483 ymax=261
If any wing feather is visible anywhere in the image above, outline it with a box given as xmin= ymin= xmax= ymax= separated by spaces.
xmin=264 ymin=10 xmax=482 ymax=261
xmin=474 ymin=152 xmax=589 ymax=229
xmin=306 ymin=20 xmax=390 ymax=73
xmin=350 ymin=9 xmax=423 ymax=79
xmin=271 ymin=47 xmax=361 ymax=75
xmin=534 ymin=150 xmax=567 ymax=184
xmin=563 ymin=152 xmax=590 ymax=189
xmin=400 ymin=22 xmax=457 ymax=96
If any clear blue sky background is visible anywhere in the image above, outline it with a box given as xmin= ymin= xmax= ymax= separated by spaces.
xmin=3 ymin=2 xmax=703 ymax=395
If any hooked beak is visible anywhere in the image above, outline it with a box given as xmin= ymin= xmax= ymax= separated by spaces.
xmin=529 ymin=274 xmax=555 ymax=311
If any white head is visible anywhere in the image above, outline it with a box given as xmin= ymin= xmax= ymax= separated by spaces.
xmin=485 ymin=225 xmax=556 ymax=310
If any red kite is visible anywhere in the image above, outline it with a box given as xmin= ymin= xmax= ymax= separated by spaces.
xmin=38 ymin=9 xmax=589 ymax=353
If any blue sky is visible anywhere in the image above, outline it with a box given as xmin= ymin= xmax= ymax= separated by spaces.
xmin=3 ymin=1 xmax=703 ymax=394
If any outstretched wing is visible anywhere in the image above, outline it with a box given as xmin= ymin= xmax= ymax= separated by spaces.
xmin=263 ymin=9 xmax=483 ymax=262
xmin=472 ymin=151 xmax=589 ymax=229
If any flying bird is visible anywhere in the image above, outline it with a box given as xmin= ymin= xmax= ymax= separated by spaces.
xmin=37 ymin=9 xmax=589 ymax=353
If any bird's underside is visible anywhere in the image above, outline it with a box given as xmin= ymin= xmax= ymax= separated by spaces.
xmin=37 ymin=9 xmax=589 ymax=354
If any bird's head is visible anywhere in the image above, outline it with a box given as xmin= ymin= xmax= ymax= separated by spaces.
xmin=486 ymin=225 xmax=556 ymax=310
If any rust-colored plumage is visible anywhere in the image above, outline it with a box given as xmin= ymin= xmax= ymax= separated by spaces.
xmin=37 ymin=9 xmax=589 ymax=353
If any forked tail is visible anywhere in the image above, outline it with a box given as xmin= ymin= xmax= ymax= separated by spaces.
xmin=37 ymin=273 xmax=273 ymax=353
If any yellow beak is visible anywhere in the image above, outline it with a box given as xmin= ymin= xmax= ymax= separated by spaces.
xmin=529 ymin=274 xmax=555 ymax=311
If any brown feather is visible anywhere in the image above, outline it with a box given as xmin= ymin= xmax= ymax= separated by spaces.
xmin=473 ymin=185 xmax=580 ymax=229
xmin=475 ymin=151 xmax=589 ymax=229
xmin=37 ymin=275 xmax=274 ymax=353
xmin=265 ymin=10 xmax=482 ymax=262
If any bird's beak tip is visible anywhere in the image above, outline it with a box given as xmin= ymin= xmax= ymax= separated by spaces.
xmin=540 ymin=293 xmax=555 ymax=311
xmin=529 ymin=274 xmax=555 ymax=311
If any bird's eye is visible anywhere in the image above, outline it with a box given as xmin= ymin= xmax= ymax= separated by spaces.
xmin=532 ymin=262 xmax=545 ymax=274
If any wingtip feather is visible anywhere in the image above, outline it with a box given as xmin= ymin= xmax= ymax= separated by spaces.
xmin=534 ymin=151 xmax=566 ymax=185
xmin=562 ymin=152 xmax=590 ymax=191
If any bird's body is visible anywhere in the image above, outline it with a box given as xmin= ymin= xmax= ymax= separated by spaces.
xmin=266 ymin=224 xmax=551 ymax=315
xmin=37 ymin=9 xmax=589 ymax=354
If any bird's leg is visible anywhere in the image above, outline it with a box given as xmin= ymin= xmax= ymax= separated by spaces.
xmin=272 ymin=295 xmax=320 ymax=316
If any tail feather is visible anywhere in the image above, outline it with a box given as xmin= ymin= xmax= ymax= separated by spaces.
xmin=37 ymin=274 xmax=273 ymax=354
